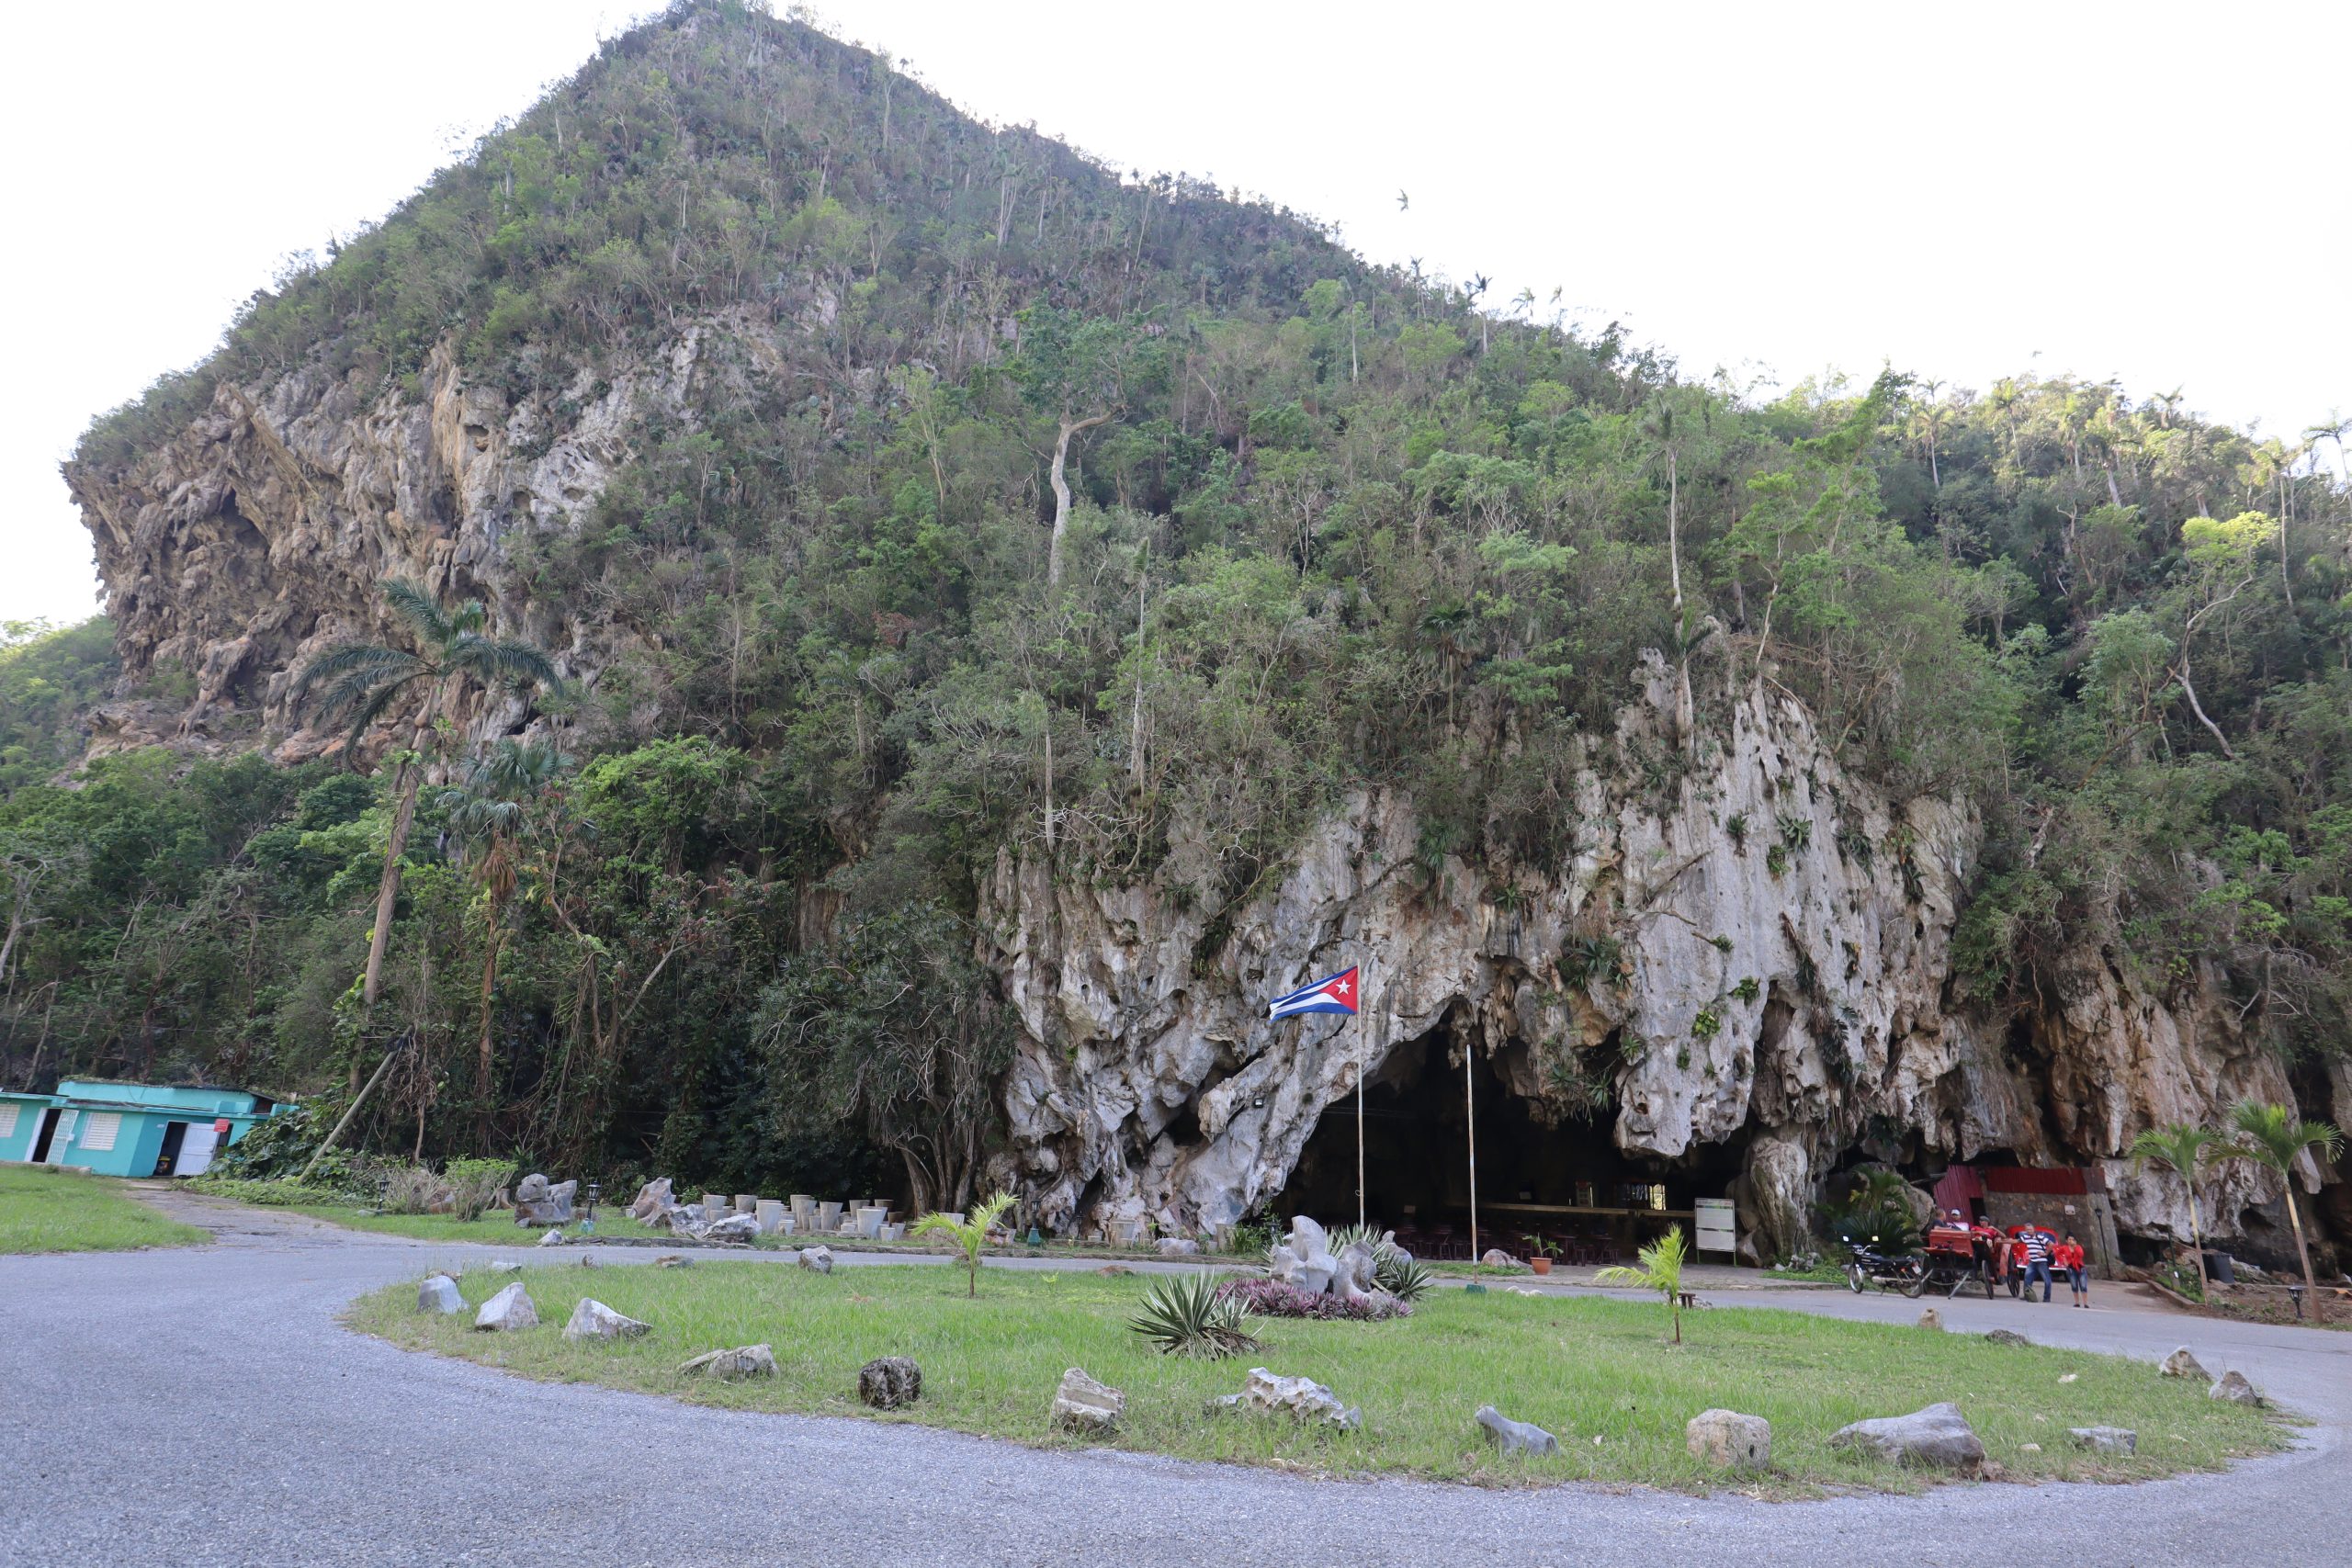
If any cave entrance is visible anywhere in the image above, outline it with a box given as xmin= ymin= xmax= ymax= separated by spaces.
xmin=1283 ymin=1015 xmax=1726 ymax=1264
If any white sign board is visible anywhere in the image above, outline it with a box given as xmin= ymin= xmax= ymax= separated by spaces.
xmin=1694 ymin=1197 xmax=1736 ymax=1257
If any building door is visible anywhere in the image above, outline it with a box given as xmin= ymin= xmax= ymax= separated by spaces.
xmin=154 ymin=1122 xmax=187 ymax=1178
xmin=172 ymin=1122 xmax=220 ymax=1177
xmin=29 ymin=1108 xmax=61 ymax=1162
xmin=36 ymin=1108 xmax=75 ymax=1164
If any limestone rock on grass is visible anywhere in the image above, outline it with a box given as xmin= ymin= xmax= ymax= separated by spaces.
xmin=417 ymin=1274 xmax=464 ymax=1315
xmin=679 ymin=1344 xmax=775 ymax=1381
xmin=798 ymin=1246 xmax=834 ymax=1274
xmin=1156 ymin=1237 xmax=1201 ymax=1257
xmin=1210 ymin=1368 xmax=1361 ymax=1429
xmin=537 ymin=1227 xmax=568 ymax=1247
xmin=1686 ymin=1408 xmax=1771 ymax=1469
xmin=654 ymin=1254 xmax=692 ymax=1269
xmin=1475 ymin=1404 xmax=1558 ymax=1458
xmin=1479 ymin=1248 xmax=1518 ymax=1268
xmin=1984 ymin=1328 xmax=2030 ymax=1347
xmin=473 ymin=1281 xmax=538 ymax=1332
xmin=2068 ymin=1426 xmax=2136 ymax=1454
xmin=2160 ymin=1347 xmax=2209 ymax=1381
xmin=1827 ymin=1402 xmax=1984 ymax=1471
xmin=702 ymin=1212 xmax=762 ymax=1243
xmin=2209 ymin=1371 xmax=2261 ymax=1406
xmin=857 ymin=1357 xmax=922 ymax=1409
xmin=562 ymin=1297 xmax=650 ymax=1342
xmin=628 ymin=1176 xmax=675 ymax=1224
xmin=1052 ymin=1367 xmax=1125 ymax=1434
xmin=1917 ymin=1307 xmax=1943 ymax=1331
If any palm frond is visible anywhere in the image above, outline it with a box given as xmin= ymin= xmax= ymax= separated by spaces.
xmin=380 ymin=580 xmax=452 ymax=645
xmin=447 ymin=636 xmax=563 ymax=695
xmin=336 ymin=677 xmax=424 ymax=767
xmin=293 ymin=643 xmax=422 ymax=702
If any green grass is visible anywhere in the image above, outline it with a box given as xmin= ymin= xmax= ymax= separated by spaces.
xmin=0 ymin=1166 xmax=211 ymax=1253
xmin=349 ymin=1261 xmax=2289 ymax=1494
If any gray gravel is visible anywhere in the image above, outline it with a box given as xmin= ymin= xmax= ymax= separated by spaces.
xmin=1 ymin=1191 xmax=2344 ymax=1567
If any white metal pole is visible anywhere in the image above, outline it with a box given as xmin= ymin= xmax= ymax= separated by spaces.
xmin=1465 ymin=1039 xmax=1479 ymax=1264
xmin=1355 ymin=985 xmax=1367 ymax=1231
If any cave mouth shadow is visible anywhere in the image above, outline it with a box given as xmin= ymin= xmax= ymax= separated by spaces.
xmin=1277 ymin=1015 xmax=1745 ymax=1261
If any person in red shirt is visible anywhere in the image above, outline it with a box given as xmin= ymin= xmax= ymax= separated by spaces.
xmin=2054 ymin=1233 xmax=2090 ymax=1307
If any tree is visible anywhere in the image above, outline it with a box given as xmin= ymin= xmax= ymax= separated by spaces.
xmin=2126 ymin=1122 xmax=2229 ymax=1301
xmin=2165 ymin=513 xmax=2274 ymax=759
xmin=1011 ymin=308 xmax=1148 ymax=591
xmin=1596 ymin=1223 xmax=1690 ymax=1343
xmin=2225 ymin=1100 xmax=2344 ymax=1323
xmin=294 ymin=581 xmax=562 ymax=1012
xmin=910 ymin=1190 xmax=1015 ymax=1297
xmin=436 ymin=739 xmax=568 ymax=1135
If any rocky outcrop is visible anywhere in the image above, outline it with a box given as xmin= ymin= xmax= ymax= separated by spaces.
xmin=980 ymin=660 xmax=2306 ymax=1251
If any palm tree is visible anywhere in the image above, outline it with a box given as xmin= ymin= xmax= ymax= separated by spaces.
xmin=438 ymin=739 xmax=569 ymax=1135
xmin=1596 ymin=1224 xmax=1690 ymax=1344
xmin=2225 ymin=1100 xmax=2345 ymax=1322
xmin=2126 ymin=1122 xmax=2228 ymax=1301
xmin=295 ymin=581 xmax=562 ymax=1011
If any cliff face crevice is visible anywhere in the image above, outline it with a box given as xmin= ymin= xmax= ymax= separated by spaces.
xmin=978 ymin=663 xmax=2304 ymax=1253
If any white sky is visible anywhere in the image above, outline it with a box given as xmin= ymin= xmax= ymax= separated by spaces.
xmin=6 ymin=1 xmax=2346 ymax=627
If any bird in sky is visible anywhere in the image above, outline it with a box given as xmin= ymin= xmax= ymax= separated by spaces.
xmin=1396 ymin=189 xmax=1409 ymax=211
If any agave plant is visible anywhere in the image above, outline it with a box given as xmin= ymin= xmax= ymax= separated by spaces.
xmin=1323 ymin=1223 xmax=1432 ymax=1300
xmin=1130 ymin=1270 xmax=1261 ymax=1359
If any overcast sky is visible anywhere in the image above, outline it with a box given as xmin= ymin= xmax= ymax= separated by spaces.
xmin=6 ymin=1 xmax=2346 ymax=627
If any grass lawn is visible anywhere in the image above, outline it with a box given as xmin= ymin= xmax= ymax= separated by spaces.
xmin=0 ymin=1166 xmax=211 ymax=1254
xmin=349 ymin=1260 xmax=2289 ymax=1494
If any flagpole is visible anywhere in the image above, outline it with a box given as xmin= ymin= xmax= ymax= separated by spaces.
xmin=1354 ymin=975 xmax=1367 ymax=1232
xmin=1465 ymin=1037 xmax=1479 ymax=1265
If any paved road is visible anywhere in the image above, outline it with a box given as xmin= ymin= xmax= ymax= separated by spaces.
xmin=1 ymin=1191 xmax=2343 ymax=1568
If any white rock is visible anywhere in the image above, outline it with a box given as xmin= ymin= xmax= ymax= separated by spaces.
xmin=1917 ymin=1307 xmax=1943 ymax=1331
xmin=537 ymin=1227 xmax=568 ymax=1247
xmin=798 ymin=1246 xmax=833 ymax=1274
xmin=2209 ymin=1371 xmax=2261 ymax=1406
xmin=1156 ymin=1236 xmax=1202 ymax=1257
xmin=417 ymin=1275 xmax=464 ymax=1314
xmin=473 ymin=1281 xmax=537 ymax=1332
xmin=2069 ymin=1426 xmax=2136 ymax=1454
xmin=1052 ymin=1367 xmax=1125 ymax=1433
xmin=1827 ymin=1402 xmax=1984 ymax=1470
xmin=562 ymin=1297 xmax=650 ymax=1341
xmin=1211 ymin=1368 xmax=1360 ymax=1429
xmin=702 ymin=1213 xmax=762 ymax=1243
xmin=1476 ymin=1404 xmax=1559 ymax=1457
xmin=1686 ymin=1408 xmax=1772 ymax=1468
xmin=678 ymin=1343 xmax=775 ymax=1380
xmin=1480 ymin=1248 xmax=1518 ymax=1268
xmin=2161 ymin=1347 xmax=2210 ymax=1381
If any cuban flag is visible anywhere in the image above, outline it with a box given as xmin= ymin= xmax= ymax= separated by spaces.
xmin=1268 ymin=965 xmax=1361 ymax=1021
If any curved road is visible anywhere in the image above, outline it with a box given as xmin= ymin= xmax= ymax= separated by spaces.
xmin=1 ymin=1190 xmax=2342 ymax=1567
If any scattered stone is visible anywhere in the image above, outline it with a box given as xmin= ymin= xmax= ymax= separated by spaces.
xmin=473 ymin=1281 xmax=538 ymax=1332
xmin=628 ymin=1176 xmax=676 ymax=1224
xmin=1052 ymin=1367 xmax=1125 ymax=1434
xmin=1480 ymin=1248 xmax=1517 ymax=1268
xmin=578 ymin=1254 xmax=598 ymax=1269
xmin=563 ymin=1298 xmax=650 ymax=1342
xmin=1156 ymin=1236 xmax=1202 ymax=1257
xmin=477 ymin=1259 xmax=523 ymax=1276
xmin=512 ymin=1172 xmax=576 ymax=1226
xmin=1476 ymin=1404 xmax=1559 ymax=1458
xmin=1827 ymin=1402 xmax=1984 ymax=1471
xmin=678 ymin=1344 xmax=775 ymax=1381
xmin=2020 ymin=1442 xmax=2041 ymax=1453
xmin=1267 ymin=1216 xmax=1340 ymax=1295
xmin=798 ymin=1246 xmax=834 ymax=1275
xmin=2210 ymin=1371 xmax=2261 ymax=1406
xmin=2069 ymin=1426 xmax=2137 ymax=1455
xmin=2058 ymin=1372 xmax=2077 ymax=1384
xmin=1917 ymin=1306 xmax=1943 ymax=1331
xmin=1209 ymin=1367 xmax=1361 ymax=1429
xmin=702 ymin=1212 xmax=762 ymax=1244
xmin=858 ymin=1357 xmax=923 ymax=1409
xmin=1685 ymin=1408 xmax=1772 ymax=1469
xmin=1984 ymin=1329 xmax=2030 ymax=1347
xmin=2160 ymin=1347 xmax=2209 ymax=1381
xmin=537 ymin=1227 xmax=568 ymax=1247
xmin=1097 ymin=1263 xmax=1134 ymax=1277
xmin=417 ymin=1275 xmax=464 ymax=1315
xmin=654 ymin=1254 xmax=692 ymax=1269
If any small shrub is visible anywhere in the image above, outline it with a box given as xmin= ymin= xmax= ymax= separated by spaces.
xmin=1691 ymin=1007 xmax=1722 ymax=1039
xmin=1133 ymin=1271 xmax=1262 ymax=1356
xmin=1777 ymin=814 xmax=1813 ymax=850
xmin=442 ymin=1157 xmax=513 ymax=1221
xmin=378 ymin=1164 xmax=450 ymax=1215
xmin=1724 ymin=811 xmax=1749 ymax=848
xmin=1731 ymin=976 xmax=1760 ymax=1002
xmin=1214 ymin=1277 xmax=1409 ymax=1322
xmin=1765 ymin=843 xmax=1790 ymax=876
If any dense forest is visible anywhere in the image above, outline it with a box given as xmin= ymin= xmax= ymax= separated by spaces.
xmin=9 ymin=1 xmax=2348 ymax=1207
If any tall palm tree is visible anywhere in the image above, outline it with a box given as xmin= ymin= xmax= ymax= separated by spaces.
xmin=438 ymin=739 xmax=569 ymax=1135
xmin=2225 ymin=1100 xmax=2345 ymax=1322
xmin=296 ymin=581 xmax=562 ymax=1011
xmin=2126 ymin=1122 xmax=2228 ymax=1301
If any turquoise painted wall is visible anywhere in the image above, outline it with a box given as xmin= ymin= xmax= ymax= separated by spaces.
xmin=5 ymin=1090 xmax=274 ymax=1176
xmin=0 ymin=1094 xmax=57 ymax=1161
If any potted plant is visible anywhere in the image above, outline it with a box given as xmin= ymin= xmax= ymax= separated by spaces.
xmin=1522 ymin=1234 xmax=1562 ymax=1276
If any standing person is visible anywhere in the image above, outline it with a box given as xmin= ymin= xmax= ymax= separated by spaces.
xmin=2055 ymin=1232 xmax=2090 ymax=1307
xmin=2021 ymin=1225 xmax=2054 ymax=1303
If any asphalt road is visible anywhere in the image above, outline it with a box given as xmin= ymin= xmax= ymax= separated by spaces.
xmin=1 ymin=1190 xmax=2343 ymax=1568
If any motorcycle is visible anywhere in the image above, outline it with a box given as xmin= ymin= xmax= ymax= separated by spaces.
xmin=1841 ymin=1235 xmax=1928 ymax=1298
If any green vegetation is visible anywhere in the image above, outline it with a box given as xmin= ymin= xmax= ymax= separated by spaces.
xmin=4 ymin=1 xmax=2346 ymax=1212
xmin=1128 ymin=1269 xmax=1260 ymax=1359
xmin=0 ymin=1165 xmax=209 ymax=1253
xmin=2224 ymin=1101 xmax=2345 ymax=1322
xmin=910 ymin=1191 xmax=1015 ymax=1296
xmin=1595 ymin=1224 xmax=1690 ymax=1344
xmin=352 ymin=1261 xmax=2287 ymax=1492
xmin=2126 ymin=1123 xmax=2231 ymax=1299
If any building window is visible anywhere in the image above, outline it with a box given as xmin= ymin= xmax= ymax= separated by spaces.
xmin=0 ymin=1104 xmax=17 ymax=1139
xmin=80 ymin=1111 xmax=122 ymax=1152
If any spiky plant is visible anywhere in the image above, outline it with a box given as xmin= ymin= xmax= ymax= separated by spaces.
xmin=1324 ymin=1223 xmax=1431 ymax=1299
xmin=1130 ymin=1270 xmax=1261 ymax=1358
xmin=2126 ymin=1122 xmax=2230 ymax=1302
xmin=2225 ymin=1100 xmax=2344 ymax=1323
xmin=293 ymin=580 xmax=563 ymax=1011
xmin=910 ymin=1191 xmax=1015 ymax=1298
xmin=1596 ymin=1224 xmax=1690 ymax=1344
xmin=1382 ymin=1256 xmax=1435 ymax=1303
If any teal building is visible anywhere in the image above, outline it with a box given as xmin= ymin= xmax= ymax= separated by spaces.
xmin=0 ymin=1080 xmax=284 ymax=1178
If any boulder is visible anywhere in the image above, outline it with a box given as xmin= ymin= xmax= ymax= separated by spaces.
xmin=2209 ymin=1371 xmax=2261 ymax=1406
xmin=2069 ymin=1426 xmax=2137 ymax=1455
xmin=799 ymin=1246 xmax=834 ymax=1275
xmin=1334 ymin=1240 xmax=1381 ymax=1304
xmin=702 ymin=1213 xmax=762 ymax=1243
xmin=654 ymin=1254 xmax=692 ymax=1269
xmin=678 ymin=1344 xmax=775 ymax=1381
xmin=1267 ymin=1216 xmax=1340 ymax=1296
xmin=1052 ymin=1367 xmax=1125 ymax=1434
xmin=2160 ymin=1347 xmax=2210 ymax=1381
xmin=666 ymin=1207 xmax=708 ymax=1240
xmin=1475 ymin=1404 xmax=1559 ymax=1458
xmin=857 ymin=1356 xmax=923 ymax=1409
xmin=537 ymin=1227 xmax=568 ymax=1247
xmin=563 ymin=1298 xmax=650 ymax=1342
xmin=1917 ymin=1307 xmax=1943 ymax=1331
xmin=1984 ymin=1329 xmax=2030 ymax=1347
xmin=512 ymin=1173 xmax=576 ymax=1226
xmin=1156 ymin=1237 xmax=1202 ymax=1258
xmin=1210 ymin=1368 xmax=1361 ymax=1429
xmin=417 ymin=1274 xmax=464 ymax=1315
xmin=1828 ymin=1402 xmax=1984 ymax=1470
xmin=1480 ymin=1248 xmax=1518 ymax=1268
xmin=1686 ymin=1408 xmax=1772 ymax=1469
xmin=473 ymin=1281 xmax=538 ymax=1332
xmin=628 ymin=1176 xmax=676 ymax=1224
